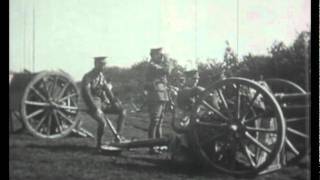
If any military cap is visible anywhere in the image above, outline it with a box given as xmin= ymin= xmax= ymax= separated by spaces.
xmin=184 ymin=70 xmax=200 ymax=79
xmin=94 ymin=56 xmax=107 ymax=63
xmin=150 ymin=47 xmax=163 ymax=55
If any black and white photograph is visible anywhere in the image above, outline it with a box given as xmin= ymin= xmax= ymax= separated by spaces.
xmin=9 ymin=0 xmax=312 ymax=179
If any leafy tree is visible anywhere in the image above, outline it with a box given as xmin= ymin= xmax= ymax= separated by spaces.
xmin=78 ymin=31 xmax=310 ymax=103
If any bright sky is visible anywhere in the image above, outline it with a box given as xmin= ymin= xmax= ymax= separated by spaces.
xmin=9 ymin=0 xmax=310 ymax=81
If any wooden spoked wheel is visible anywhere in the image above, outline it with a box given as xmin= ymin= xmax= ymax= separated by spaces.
xmin=189 ymin=78 xmax=286 ymax=176
xmin=265 ymin=78 xmax=310 ymax=165
xmin=21 ymin=71 xmax=80 ymax=139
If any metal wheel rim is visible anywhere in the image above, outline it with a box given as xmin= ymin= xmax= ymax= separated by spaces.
xmin=190 ymin=78 xmax=286 ymax=176
xmin=265 ymin=78 xmax=309 ymax=165
xmin=21 ymin=71 xmax=80 ymax=139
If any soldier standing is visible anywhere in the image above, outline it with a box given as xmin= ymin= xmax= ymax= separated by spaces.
xmin=145 ymin=48 xmax=172 ymax=154
xmin=81 ymin=56 xmax=127 ymax=151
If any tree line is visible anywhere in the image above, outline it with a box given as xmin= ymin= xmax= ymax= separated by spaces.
xmin=91 ymin=31 xmax=310 ymax=103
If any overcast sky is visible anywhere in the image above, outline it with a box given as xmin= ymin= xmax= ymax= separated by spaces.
xmin=9 ymin=0 xmax=310 ymax=81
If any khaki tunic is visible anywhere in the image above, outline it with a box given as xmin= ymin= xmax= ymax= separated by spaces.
xmin=145 ymin=56 xmax=172 ymax=102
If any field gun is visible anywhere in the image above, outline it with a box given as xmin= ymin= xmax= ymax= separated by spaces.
xmin=9 ymin=71 xmax=310 ymax=177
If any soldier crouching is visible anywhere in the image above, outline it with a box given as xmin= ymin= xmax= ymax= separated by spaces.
xmin=170 ymin=69 xmax=206 ymax=163
xmin=81 ymin=56 xmax=127 ymax=151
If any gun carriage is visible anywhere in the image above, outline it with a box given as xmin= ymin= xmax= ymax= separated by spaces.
xmin=10 ymin=71 xmax=81 ymax=139
xmin=169 ymin=77 xmax=309 ymax=176
xmin=9 ymin=71 xmax=309 ymax=176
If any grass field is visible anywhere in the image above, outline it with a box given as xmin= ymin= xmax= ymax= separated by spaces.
xmin=9 ymin=111 xmax=310 ymax=180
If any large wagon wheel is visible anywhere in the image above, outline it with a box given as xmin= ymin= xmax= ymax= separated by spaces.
xmin=21 ymin=71 xmax=80 ymax=139
xmin=264 ymin=78 xmax=310 ymax=165
xmin=188 ymin=78 xmax=286 ymax=176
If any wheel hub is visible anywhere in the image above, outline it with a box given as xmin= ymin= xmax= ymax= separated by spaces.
xmin=48 ymin=99 xmax=59 ymax=110
xmin=228 ymin=121 xmax=246 ymax=138
xmin=229 ymin=124 xmax=238 ymax=131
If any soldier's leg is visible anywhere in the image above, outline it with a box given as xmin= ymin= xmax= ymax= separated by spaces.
xmin=148 ymin=102 xmax=162 ymax=139
xmin=148 ymin=114 xmax=157 ymax=139
xmin=155 ymin=103 xmax=166 ymax=138
xmin=103 ymin=104 xmax=127 ymax=135
xmin=89 ymin=110 xmax=106 ymax=149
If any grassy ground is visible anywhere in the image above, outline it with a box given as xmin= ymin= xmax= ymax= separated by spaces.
xmin=9 ymin=111 xmax=310 ymax=180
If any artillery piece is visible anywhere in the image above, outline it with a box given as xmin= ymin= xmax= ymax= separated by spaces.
xmin=9 ymin=70 xmax=83 ymax=139
xmin=9 ymin=71 xmax=310 ymax=177
xmin=101 ymin=77 xmax=310 ymax=177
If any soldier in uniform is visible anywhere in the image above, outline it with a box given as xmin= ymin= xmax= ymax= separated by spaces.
xmin=176 ymin=70 xmax=205 ymax=111
xmin=81 ymin=56 xmax=127 ymax=151
xmin=145 ymin=48 xmax=172 ymax=153
xmin=170 ymin=69 xmax=206 ymax=163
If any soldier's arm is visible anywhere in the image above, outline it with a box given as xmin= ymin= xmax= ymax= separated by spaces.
xmin=149 ymin=61 xmax=163 ymax=70
xmin=103 ymin=81 xmax=116 ymax=103
xmin=81 ymin=75 xmax=99 ymax=111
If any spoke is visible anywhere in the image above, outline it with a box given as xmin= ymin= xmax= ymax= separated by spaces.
xmin=47 ymin=114 xmax=52 ymax=135
xmin=55 ymin=104 xmax=78 ymax=110
xmin=60 ymin=108 xmax=77 ymax=115
xmin=241 ymin=144 xmax=257 ymax=168
xmin=53 ymin=110 xmax=63 ymax=133
xmin=216 ymin=89 xmax=232 ymax=118
xmin=57 ymin=82 xmax=70 ymax=99
xmin=35 ymin=112 xmax=48 ymax=131
xmin=287 ymin=127 xmax=309 ymax=139
xmin=285 ymin=138 xmax=300 ymax=156
xmin=25 ymin=101 xmax=50 ymax=107
xmin=58 ymin=93 xmax=77 ymax=102
xmin=199 ymin=132 xmax=227 ymax=146
xmin=56 ymin=110 xmax=74 ymax=124
xmin=26 ymin=109 xmax=45 ymax=119
xmin=201 ymin=100 xmax=229 ymax=122
xmin=245 ymin=132 xmax=271 ymax=154
xmin=41 ymin=78 xmax=51 ymax=99
xmin=245 ymin=126 xmax=277 ymax=133
xmin=30 ymin=87 xmax=47 ymax=101
xmin=236 ymin=84 xmax=241 ymax=119
xmin=51 ymin=76 xmax=58 ymax=97
xmin=240 ymin=91 xmax=260 ymax=121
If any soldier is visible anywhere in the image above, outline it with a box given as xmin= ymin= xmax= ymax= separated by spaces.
xmin=176 ymin=70 xmax=205 ymax=111
xmin=170 ymin=69 xmax=205 ymax=162
xmin=145 ymin=47 xmax=172 ymax=154
xmin=81 ymin=56 xmax=127 ymax=151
